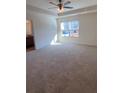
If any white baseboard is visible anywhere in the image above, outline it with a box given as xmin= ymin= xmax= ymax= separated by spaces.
xmin=58 ymin=41 xmax=97 ymax=47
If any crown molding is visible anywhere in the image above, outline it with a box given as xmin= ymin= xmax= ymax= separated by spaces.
xmin=58 ymin=5 xmax=97 ymax=16
xmin=26 ymin=4 xmax=57 ymax=16
xmin=56 ymin=10 xmax=96 ymax=19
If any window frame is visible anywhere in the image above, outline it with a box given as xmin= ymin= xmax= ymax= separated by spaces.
xmin=60 ymin=20 xmax=79 ymax=38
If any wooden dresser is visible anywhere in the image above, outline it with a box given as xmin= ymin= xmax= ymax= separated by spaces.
xmin=26 ymin=35 xmax=34 ymax=48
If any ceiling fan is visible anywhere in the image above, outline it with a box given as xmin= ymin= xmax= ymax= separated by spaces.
xmin=48 ymin=0 xmax=74 ymax=13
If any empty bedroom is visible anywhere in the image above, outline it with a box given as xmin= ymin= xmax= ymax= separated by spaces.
xmin=26 ymin=0 xmax=97 ymax=93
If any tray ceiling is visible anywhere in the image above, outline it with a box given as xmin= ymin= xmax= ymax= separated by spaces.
xmin=27 ymin=0 xmax=97 ymax=13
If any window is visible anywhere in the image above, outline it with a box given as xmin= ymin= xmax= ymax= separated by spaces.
xmin=61 ymin=20 xmax=79 ymax=37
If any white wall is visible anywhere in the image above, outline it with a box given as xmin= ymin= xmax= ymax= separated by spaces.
xmin=26 ymin=9 xmax=57 ymax=49
xmin=57 ymin=12 xmax=97 ymax=46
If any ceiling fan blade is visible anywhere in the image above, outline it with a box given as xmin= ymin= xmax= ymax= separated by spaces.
xmin=64 ymin=6 xmax=73 ymax=9
xmin=49 ymin=2 xmax=58 ymax=6
xmin=48 ymin=7 xmax=58 ymax=9
xmin=64 ymin=1 xmax=71 ymax=5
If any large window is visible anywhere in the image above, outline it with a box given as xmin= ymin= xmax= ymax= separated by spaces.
xmin=61 ymin=20 xmax=79 ymax=37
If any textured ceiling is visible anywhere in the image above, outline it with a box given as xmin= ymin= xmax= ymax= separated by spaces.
xmin=27 ymin=0 xmax=97 ymax=13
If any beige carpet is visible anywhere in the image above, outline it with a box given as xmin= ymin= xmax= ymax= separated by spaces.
xmin=26 ymin=44 xmax=97 ymax=93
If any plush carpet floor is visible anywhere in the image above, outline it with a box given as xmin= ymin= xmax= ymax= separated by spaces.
xmin=26 ymin=44 xmax=97 ymax=93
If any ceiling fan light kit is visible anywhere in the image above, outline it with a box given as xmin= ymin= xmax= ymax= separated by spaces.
xmin=57 ymin=6 xmax=64 ymax=13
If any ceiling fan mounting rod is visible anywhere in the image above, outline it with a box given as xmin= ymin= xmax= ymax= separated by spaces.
xmin=59 ymin=0 xmax=62 ymax=3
